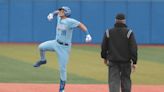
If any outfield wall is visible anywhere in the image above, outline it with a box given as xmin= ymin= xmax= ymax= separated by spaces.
xmin=0 ymin=0 xmax=164 ymax=44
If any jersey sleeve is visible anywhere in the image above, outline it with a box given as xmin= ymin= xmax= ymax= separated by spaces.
xmin=69 ymin=19 xmax=80 ymax=28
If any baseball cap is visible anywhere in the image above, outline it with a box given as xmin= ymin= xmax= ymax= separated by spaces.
xmin=116 ymin=13 xmax=125 ymax=20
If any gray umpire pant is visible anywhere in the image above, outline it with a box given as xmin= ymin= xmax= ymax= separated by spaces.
xmin=108 ymin=62 xmax=131 ymax=92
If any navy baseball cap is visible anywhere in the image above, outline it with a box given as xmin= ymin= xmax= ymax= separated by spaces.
xmin=116 ymin=13 xmax=125 ymax=20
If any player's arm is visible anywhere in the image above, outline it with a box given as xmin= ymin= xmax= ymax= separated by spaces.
xmin=47 ymin=10 xmax=59 ymax=21
xmin=78 ymin=23 xmax=92 ymax=42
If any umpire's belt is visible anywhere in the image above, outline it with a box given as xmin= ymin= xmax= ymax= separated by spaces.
xmin=57 ymin=40 xmax=69 ymax=46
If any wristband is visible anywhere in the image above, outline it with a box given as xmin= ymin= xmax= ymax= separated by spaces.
xmin=85 ymin=30 xmax=90 ymax=35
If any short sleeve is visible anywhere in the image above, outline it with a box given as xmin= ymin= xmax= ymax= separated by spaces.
xmin=69 ymin=18 xmax=80 ymax=28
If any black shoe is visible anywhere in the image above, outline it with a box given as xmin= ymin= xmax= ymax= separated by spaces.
xmin=33 ymin=60 xmax=47 ymax=67
xmin=59 ymin=79 xmax=66 ymax=92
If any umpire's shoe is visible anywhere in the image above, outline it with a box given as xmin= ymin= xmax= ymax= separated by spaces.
xmin=33 ymin=60 xmax=47 ymax=67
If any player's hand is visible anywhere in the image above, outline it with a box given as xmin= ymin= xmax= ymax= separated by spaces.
xmin=47 ymin=13 xmax=54 ymax=21
xmin=85 ymin=34 xmax=92 ymax=42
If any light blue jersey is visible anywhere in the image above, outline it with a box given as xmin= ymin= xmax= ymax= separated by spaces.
xmin=56 ymin=16 xmax=80 ymax=44
xmin=34 ymin=6 xmax=91 ymax=92
xmin=37 ymin=16 xmax=81 ymax=81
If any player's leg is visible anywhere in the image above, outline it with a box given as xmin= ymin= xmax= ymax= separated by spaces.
xmin=56 ymin=45 xmax=71 ymax=92
xmin=33 ymin=40 xmax=56 ymax=67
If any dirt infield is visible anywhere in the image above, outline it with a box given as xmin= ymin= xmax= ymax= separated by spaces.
xmin=0 ymin=83 xmax=164 ymax=92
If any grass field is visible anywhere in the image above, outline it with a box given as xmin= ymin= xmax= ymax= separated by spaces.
xmin=0 ymin=43 xmax=164 ymax=85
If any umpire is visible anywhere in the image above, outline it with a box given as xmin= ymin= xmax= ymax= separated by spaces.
xmin=101 ymin=13 xmax=138 ymax=92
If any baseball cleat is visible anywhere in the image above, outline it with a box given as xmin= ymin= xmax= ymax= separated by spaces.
xmin=33 ymin=60 xmax=47 ymax=67
xmin=59 ymin=90 xmax=64 ymax=92
xmin=59 ymin=79 xmax=66 ymax=92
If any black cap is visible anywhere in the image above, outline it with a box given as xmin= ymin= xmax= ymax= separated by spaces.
xmin=116 ymin=13 xmax=125 ymax=20
xmin=58 ymin=7 xmax=64 ymax=11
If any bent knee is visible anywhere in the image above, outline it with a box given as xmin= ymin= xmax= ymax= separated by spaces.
xmin=38 ymin=44 xmax=45 ymax=51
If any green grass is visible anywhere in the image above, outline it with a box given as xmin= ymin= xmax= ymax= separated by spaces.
xmin=0 ymin=44 xmax=164 ymax=84
xmin=0 ymin=55 xmax=101 ymax=84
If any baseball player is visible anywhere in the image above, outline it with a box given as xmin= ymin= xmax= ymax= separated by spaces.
xmin=33 ymin=6 xmax=92 ymax=92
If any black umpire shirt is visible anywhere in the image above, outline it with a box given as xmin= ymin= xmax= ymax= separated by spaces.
xmin=101 ymin=23 xmax=138 ymax=64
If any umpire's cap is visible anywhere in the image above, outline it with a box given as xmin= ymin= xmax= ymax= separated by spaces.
xmin=116 ymin=13 xmax=125 ymax=20
xmin=58 ymin=6 xmax=71 ymax=17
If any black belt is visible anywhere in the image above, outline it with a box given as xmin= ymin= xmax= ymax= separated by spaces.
xmin=57 ymin=40 xmax=69 ymax=46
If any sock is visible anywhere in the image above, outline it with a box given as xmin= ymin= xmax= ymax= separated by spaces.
xmin=40 ymin=49 xmax=46 ymax=61
xmin=59 ymin=79 xmax=66 ymax=91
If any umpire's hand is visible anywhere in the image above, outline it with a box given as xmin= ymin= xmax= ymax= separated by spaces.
xmin=131 ymin=64 xmax=137 ymax=72
xmin=104 ymin=59 xmax=109 ymax=66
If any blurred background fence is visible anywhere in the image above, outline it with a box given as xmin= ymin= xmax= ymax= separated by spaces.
xmin=0 ymin=0 xmax=164 ymax=44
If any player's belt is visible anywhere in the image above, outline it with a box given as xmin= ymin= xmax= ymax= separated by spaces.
xmin=57 ymin=40 xmax=69 ymax=46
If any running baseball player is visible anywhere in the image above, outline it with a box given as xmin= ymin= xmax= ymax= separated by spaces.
xmin=33 ymin=6 xmax=92 ymax=92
